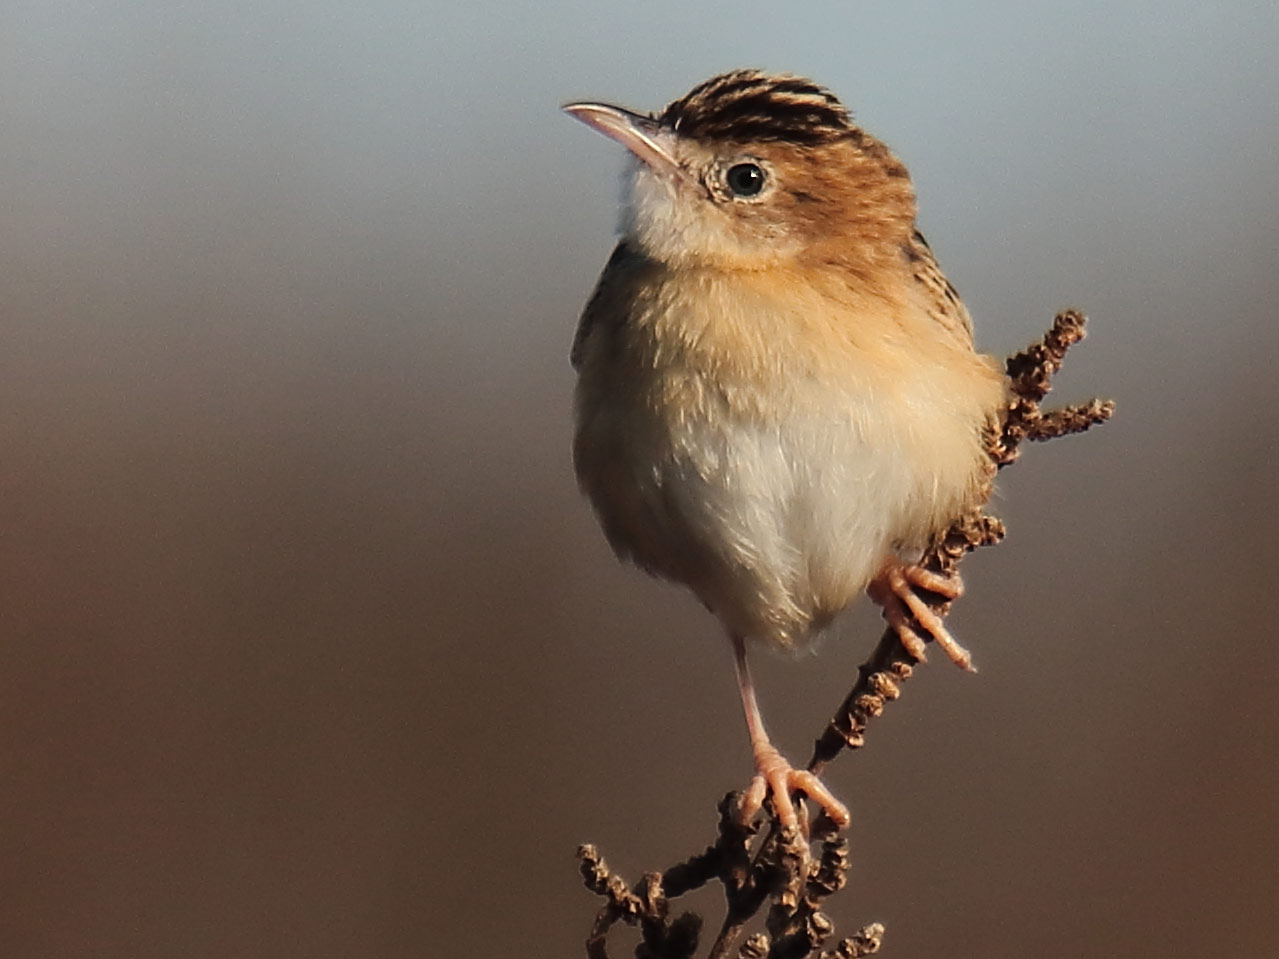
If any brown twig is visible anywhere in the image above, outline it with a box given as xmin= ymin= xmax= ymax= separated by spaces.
xmin=811 ymin=309 xmax=1112 ymax=775
xmin=577 ymin=310 xmax=1114 ymax=959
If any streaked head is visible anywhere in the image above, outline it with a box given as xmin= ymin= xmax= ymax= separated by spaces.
xmin=564 ymin=70 xmax=918 ymax=271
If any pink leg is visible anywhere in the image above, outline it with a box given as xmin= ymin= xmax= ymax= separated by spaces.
xmin=732 ymin=635 xmax=850 ymax=831
xmin=867 ymin=560 xmax=973 ymax=670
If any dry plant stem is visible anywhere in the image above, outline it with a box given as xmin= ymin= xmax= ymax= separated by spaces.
xmin=809 ymin=510 xmax=1003 ymax=776
xmin=577 ymin=310 xmax=1114 ymax=959
xmin=812 ymin=309 xmax=1112 ymax=775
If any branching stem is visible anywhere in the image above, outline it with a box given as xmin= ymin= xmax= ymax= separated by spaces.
xmin=576 ymin=311 xmax=1114 ymax=959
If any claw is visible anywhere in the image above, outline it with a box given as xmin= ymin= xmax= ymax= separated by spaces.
xmin=868 ymin=561 xmax=973 ymax=670
xmin=731 ymin=634 xmax=850 ymax=833
xmin=738 ymin=741 xmax=850 ymax=831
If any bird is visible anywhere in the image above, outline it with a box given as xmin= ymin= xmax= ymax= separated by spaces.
xmin=563 ymin=70 xmax=1009 ymax=831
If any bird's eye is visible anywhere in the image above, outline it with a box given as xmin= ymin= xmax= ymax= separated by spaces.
xmin=724 ymin=162 xmax=766 ymax=198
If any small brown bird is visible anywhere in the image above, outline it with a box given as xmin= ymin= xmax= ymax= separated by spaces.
xmin=564 ymin=70 xmax=1007 ymax=830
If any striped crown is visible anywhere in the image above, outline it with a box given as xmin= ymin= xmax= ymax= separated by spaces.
xmin=659 ymin=70 xmax=855 ymax=146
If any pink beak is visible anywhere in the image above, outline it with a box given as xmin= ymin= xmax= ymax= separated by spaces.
xmin=562 ymin=102 xmax=685 ymax=181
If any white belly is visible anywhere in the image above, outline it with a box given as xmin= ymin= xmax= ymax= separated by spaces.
xmin=571 ymin=264 xmax=1002 ymax=649
xmin=574 ymin=371 xmax=965 ymax=649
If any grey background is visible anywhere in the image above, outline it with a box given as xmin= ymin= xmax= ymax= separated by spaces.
xmin=2 ymin=1 xmax=1277 ymax=956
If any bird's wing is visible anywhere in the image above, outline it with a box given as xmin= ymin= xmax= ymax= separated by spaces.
xmin=905 ymin=230 xmax=975 ymax=345
xmin=570 ymin=240 xmax=640 ymax=370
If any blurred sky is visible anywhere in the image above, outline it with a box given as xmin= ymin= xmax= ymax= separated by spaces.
xmin=1 ymin=2 xmax=1277 ymax=957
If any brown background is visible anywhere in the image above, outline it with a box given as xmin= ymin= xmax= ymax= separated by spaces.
xmin=2 ymin=3 xmax=1277 ymax=957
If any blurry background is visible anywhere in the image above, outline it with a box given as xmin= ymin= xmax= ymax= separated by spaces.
xmin=1 ymin=1 xmax=1276 ymax=956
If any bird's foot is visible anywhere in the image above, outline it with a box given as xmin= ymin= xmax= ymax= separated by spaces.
xmin=868 ymin=561 xmax=973 ymax=670
xmin=738 ymin=740 xmax=850 ymax=832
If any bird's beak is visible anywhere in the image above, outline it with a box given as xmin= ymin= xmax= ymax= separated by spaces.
xmin=562 ymin=102 xmax=684 ymax=181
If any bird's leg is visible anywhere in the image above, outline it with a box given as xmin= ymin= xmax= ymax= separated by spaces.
xmin=867 ymin=559 xmax=972 ymax=670
xmin=732 ymin=634 xmax=850 ymax=831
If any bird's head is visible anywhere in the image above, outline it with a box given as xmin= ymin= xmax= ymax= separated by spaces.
xmin=564 ymin=70 xmax=919 ymax=272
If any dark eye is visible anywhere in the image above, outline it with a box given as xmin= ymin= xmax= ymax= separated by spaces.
xmin=724 ymin=162 xmax=766 ymax=197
